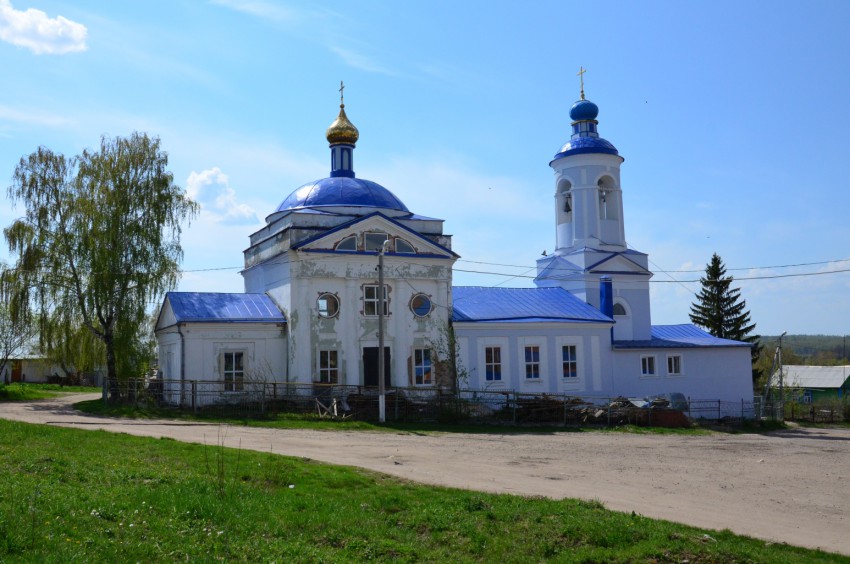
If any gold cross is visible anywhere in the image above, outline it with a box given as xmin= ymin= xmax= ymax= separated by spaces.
xmin=339 ymin=80 xmax=345 ymax=105
xmin=577 ymin=66 xmax=587 ymax=100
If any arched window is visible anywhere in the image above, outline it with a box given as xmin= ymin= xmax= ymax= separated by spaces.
xmin=336 ymin=235 xmax=356 ymax=251
xmin=395 ymin=238 xmax=415 ymax=254
xmin=613 ymin=303 xmax=627 ymax=316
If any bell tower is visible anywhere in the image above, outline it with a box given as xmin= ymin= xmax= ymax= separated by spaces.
xmin=536 ymin=69 xmax=653 ymax=340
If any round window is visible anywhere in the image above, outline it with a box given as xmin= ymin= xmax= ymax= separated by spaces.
xmin=410 ymin=294 xmax=432 ymax=317
xmin=317 ymin=293 xmax=340 ymax=318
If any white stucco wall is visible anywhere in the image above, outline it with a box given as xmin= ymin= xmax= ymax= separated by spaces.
xmin=454 ymin=322 xmax=615 ymax=396
xmin=610 ymin=346 xmax=754 ymax=408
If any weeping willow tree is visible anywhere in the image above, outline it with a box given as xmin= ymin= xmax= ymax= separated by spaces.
xmin=5 ymin=133 xmax=198 ymax=383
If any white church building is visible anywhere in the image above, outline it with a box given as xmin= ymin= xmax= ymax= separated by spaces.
xmin=155 ymin=88 xmax=753 ymax=409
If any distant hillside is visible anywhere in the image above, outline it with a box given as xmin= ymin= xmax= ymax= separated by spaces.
xmin=759 ymin=335 xmax=849 ymax=365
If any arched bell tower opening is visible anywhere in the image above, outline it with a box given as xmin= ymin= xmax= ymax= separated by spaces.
xmin=556 ymin=178 xmax=574 ymax=250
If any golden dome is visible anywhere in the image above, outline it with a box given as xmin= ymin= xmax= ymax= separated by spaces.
xmin=326 ymin=104 xmax=359 ymax=145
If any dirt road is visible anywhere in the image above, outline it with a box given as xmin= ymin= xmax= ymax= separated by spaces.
xmin=2 ymin=393 xmax=848 ymax=555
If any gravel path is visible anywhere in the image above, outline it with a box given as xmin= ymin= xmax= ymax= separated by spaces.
xmin=2 ymin=393 xmax=848 ymax=555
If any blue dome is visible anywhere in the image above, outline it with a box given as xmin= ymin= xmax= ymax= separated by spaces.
xmin=276 ymin=176 xmax=410 ymax=213
xmin=552 ymin=136 xmax=619 ymax=160
xmin=569 ymin=99 xmax=599 ymax=121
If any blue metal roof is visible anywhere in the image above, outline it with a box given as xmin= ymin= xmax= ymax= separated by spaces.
xmin=276 ymin=177 xmax=409 ymax=213
xmin=553 ymin=136 xmax=619 ymax=159
xmin=452 ymin=286 xmax=612 ymax=324
xmin=613 ymin=324 xmax=752 ymax=349
xmin=165 ymin=292 xmax=286 ymax=324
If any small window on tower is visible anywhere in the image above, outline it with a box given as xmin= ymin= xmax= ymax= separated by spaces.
xmin=613 ymin=303 xmax=627 ymax=316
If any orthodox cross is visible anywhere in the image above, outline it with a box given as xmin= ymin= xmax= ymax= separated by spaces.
xmin=339 ymin=80 xmax=345 ymax=105
xmin=577 ymin=66 xmax=587 ymax=100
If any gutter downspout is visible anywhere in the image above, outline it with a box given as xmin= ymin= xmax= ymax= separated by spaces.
xmin=600 ymin=276 xmax=615 ymax=394
xmin=177 ymin=323 xmax=186 ymax=407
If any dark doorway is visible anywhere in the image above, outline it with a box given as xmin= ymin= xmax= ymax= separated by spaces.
xmin=11 ymin=360 xmax=22 ymax=383
xmin=363 ymin=347 xmax=391 ymax=387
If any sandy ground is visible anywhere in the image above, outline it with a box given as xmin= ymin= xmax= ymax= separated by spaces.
xmin=2 ymin=393 xmax=848 ymax=556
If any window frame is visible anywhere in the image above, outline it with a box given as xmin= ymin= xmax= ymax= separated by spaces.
xmin=318 ymin=349 xmax=339 ymax=384
xmin=640 ymin=354 xmax=657 ymax=377
xmin=524 ymin=345 xmax=541 ymax=380
xmin=317 ymin=292 xmax=340 ymax=318
xmin=395 ymin=238 xmax=416 ymax=254
xmin=409 ymin=293 xmax=432 ymax=317
xmin=363 ymin=284 xmax=389 ymax=317
xmin=561 ymin=344 xmax=578 ymax=379
xmin=364 ymin=232 xmax=390 ymax=252
xmin=335 ymin=235 xmax=357 ymax=251
xmin=413 ymin=347 xmax=433 ymax=386
xmin=484 ymin=345 xmax=502 ymax=382
xmin=221 ymin=350 xmax=245 ymax=392
xmin=666 ymin=354 xmax=682 ymax=376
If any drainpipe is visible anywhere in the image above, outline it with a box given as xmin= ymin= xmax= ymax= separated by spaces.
xmin=177 ymin=323 xmax=186 ymax=407
xmin=600 ymin=275 xmax=614 ymax=341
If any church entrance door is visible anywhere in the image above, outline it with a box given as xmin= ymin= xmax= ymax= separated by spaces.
xmin=362 ymin=347 xmax=391 ymax=388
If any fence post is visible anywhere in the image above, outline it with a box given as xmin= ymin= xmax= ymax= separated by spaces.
xmin=687 ymin=397 xmax=691 ymax=419
xmin=717 ymin=400 xmax=721 ymax=421
xmin=394 ymin=390 xmax=399 ymax=421
xmin=563 ymin=395 xmax=567 ymax=426
xmin=191 ymin=380 xmax=197 ymax=413
xmin=512 ymin=391 xmax=517 ymax=425
xmin=741 ymin=398 xmax=744 ymax=420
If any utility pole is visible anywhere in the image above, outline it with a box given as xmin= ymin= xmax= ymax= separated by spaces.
xmin=778 ymin=331 xmax=787 ymax=420
xmin=377 ymin=240 xmax=388 ymax=423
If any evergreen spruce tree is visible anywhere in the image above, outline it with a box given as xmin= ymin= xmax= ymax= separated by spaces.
xmin=690 ymin=253 xmax=762 ymax=382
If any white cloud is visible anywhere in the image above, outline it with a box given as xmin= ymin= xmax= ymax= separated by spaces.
xmin=209 ymin=0 xmax=296 ymax=24
xmin=328 ymin=45 xmax=396 ymax=76
xmin=0 ymin=104 xmax=73 ymax=126
xmin=186 ymin=167 xmax=260 ymax=226
xmin=0 ymin=0 xmax=86 ymax=54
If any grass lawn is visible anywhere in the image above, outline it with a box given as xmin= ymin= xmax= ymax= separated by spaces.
xmin=0 ymin=383 xmax=98 ymax=402
xmin=0 ymin=419 xmax=844 ymax=563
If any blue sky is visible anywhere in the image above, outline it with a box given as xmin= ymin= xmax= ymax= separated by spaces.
xmin=2 ymin=0 xmax=849 ymax=336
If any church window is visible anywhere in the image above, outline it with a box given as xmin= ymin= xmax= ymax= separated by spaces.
xmin=413 ymin=348 xmax=432 ymax=385
xmin=641 ymin=355 xmax=656 ymax=377
xmin=222 ymin=351 xmax=244 ymax=392
xmin=317 ymin=293 xmax=340 ymax=318
xmin=363 ymin=284 xmax=389 ymax=316
xmin=613 ymin=303 xmax=627 ymax=316
xmin=410 ymin=294 xmax=432 ymax=317
xmin=395 ymin=238 xmax=415 ymax=254
xmin=562 ymin=345 xmax=578 ymax=378
xmin=336 ymin=235 xmax=356 ymax=251
xmin=485 ymin=346 xmax=502 ymax=381
xmin=524 ymin=346 xmax=541 ymax=379
xmin=667 ymin=355 xmax=682 ymax=376
xmin=318 ymin=350 xmax=339 ymax=384
xmin=365 ymin=232 xmax=389 ymax=252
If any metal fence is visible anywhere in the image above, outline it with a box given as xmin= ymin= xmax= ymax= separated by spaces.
xmin=103 ymin=378 xmax=755 ymax=427
xmin=756 ymin=396 xmax=848 ymax=424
